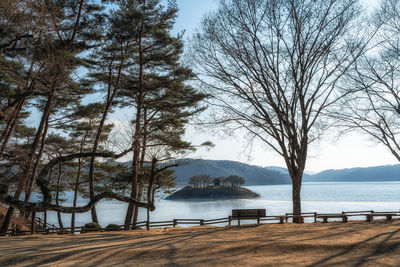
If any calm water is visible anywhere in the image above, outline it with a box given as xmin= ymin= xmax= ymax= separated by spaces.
xmin=36 ymin=182 xmax=400 ymax=227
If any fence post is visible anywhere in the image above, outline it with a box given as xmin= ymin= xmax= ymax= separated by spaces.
xmin=228 ymin=216 xmax=231 ymax=226
xmin=173 ymin=219 xmax=177 ymax=227
xmin=30 ymin=211 xmax=36 ymax=235
xmin=314 ymin=212 xmax=317 ymax=223
xmin=285 ymin=213 xmax=288 ymax=223
xmin=200 ymin=219 xmax=204 ymax=226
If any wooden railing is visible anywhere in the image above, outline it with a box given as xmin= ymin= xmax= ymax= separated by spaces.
xmin=1 ymin=209 xmax=400 ymax=236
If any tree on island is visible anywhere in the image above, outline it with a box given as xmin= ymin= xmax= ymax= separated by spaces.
xmin=189 ymin=174 xmax=213 ymax=188
xmin=191 ymin=0 xmax=367 ymax=222
xmin=189 ymin=174 xmax=245 ymax=187
xmin=225 ymin=175 xmax=245 ymax=187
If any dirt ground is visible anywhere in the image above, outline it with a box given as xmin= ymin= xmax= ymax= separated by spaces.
xmin=1 ymin=220 xmax=400 ymax=266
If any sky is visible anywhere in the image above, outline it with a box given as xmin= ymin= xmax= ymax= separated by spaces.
xmin=27 ymin=0 xmax=398 ymax=173
xmin=151 ymin=0 xmax=400 ymax=173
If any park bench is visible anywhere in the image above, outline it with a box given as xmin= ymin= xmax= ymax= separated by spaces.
xmin=363 ymin=212 xmax=400 ymax=222
xmin=317 ymin=213 xmax=348 ymax=223
xmin=231 ymin=209 xmax=266 ymax=226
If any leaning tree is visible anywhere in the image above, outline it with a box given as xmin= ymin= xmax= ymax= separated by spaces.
xmin=191 ymin=0 xmax=367 ymax=221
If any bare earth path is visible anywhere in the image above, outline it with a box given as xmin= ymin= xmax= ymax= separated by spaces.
xmin=1 ymin=221 xmax=400 ymax=266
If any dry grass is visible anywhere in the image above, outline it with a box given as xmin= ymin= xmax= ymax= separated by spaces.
xmin=1 ymin=220 xmax=400 ymax=266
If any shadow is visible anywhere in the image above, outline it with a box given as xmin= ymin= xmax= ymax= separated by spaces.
xmin=307 ymin=224 xmax=400 ymax=266
xmin=2 ymin=221 xmax=400 ymax=266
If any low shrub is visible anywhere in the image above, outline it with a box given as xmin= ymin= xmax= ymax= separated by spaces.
xmin=81 ymin=222 xmax=102 ymax=233
xmin=105 ymin=224 xmax=121 ymax=231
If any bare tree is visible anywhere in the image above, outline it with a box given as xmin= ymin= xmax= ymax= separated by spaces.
xmin=336 ymin=0 xmax=400 ymax=162
xmin=226 ymin=175 xmax=245 ymax=187
xmin=188 ymin=174 xmax=213 ymax=187
xmin=191 ymin=0 xmax=366 ymax=221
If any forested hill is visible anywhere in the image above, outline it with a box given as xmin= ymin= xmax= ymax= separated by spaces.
xmin=171 ymin=160 xmax=400 ymax=185
xmin=304 ymin=165 xmax=400 ymax=182
xmin=171 ymin=159 xmax=291 ymax=186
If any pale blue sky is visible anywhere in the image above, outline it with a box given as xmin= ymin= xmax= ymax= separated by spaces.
xmin=28 ymin=0 xmax=398 ymax=173
xmin=164 ymin=0 xmax=400 ymax=172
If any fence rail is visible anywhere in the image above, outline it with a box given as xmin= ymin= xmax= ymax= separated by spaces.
xmin=2 ymin=209 xmax=400 ymax=236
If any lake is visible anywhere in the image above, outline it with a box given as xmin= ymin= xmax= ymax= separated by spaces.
xmin=37 ymin=182 xmax=400 ymax=227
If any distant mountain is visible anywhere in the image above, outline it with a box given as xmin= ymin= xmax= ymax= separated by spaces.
xmin=118 ymin=159 xmax=400 ymax=184
xmin=264 ymin=166 xmax=288 ymax=174
xmin=264 ymin=166 xmax=314 ymax=177
xmin=304 ymin=164 xmax=400 ymax=182
xmin=172 ymin=159 xmax=291 ymax=186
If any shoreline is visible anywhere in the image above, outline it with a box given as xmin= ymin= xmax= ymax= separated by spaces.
xmin=1 ymin=220 xmax=400 ymax=266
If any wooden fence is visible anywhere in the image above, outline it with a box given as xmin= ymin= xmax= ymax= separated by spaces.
xmin=1 ymin=209 xmax=400 ymax=236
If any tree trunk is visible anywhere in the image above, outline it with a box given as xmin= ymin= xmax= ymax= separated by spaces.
xmin=71 ymin=130 xmax=88 ymax=233
xmin=71 ymin=158 xmax=82 ymax=233
xmin=124 ymin=36 xmax=144 ymax=230
xmin=56 ymin=162 xmax=64 ymax=229
xmin=24 ymin=113 xmax=50 ymax=204
xmin=0 ymin=97 xmax=26 ymax=160
xmin=292 ymin=176 xmax=302 ymax=223
xmin=124 ymin=138 xmax=140 ymax=229
xmin=146 ymin=158 xmax=157 ymax=231
xmin=87 ymin=60 xmax=123 ymax=224
xmin=44 ymin=210 xmax=47 ymax=226
xmin=131 ymin=109 xmax=148 ymax=229
xmin=0 ymin=57 xmax=34 ymax=160
xmin=0 ymin=85 xmax=57 ymax=233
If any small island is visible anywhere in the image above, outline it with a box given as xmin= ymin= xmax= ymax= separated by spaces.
xmin=166 ymin=174 xmax=260 ymax=200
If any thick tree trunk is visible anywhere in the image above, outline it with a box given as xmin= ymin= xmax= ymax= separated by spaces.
xmin=292 ymin=177 xmax=302 ymax=223
xmin=0 ymin=85 xmax=57 ymax=233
